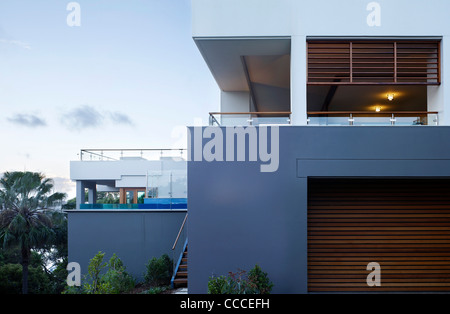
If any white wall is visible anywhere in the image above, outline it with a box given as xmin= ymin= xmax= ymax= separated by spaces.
xmin=192 ymin=0 xmax=292 ymax=37
xmin=70 ymin=158 xmax=187 ymax=188
xmin=220 ymin=91 xmax=250 ymax=112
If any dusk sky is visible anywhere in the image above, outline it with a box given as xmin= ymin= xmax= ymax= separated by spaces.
xmin=0 ymin=0 xmax=219 ymax=198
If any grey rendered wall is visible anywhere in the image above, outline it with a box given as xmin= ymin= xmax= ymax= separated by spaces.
xmin=67 ymin=210 xmax=186 ymax=282
xmin=187 ymin=126 xmax=450 ymax=293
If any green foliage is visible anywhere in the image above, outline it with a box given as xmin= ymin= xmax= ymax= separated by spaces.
xmin=208 ymin=265 xmax=273 ymax=294
xmin=0 ymin=171 xmax=67 ymax=293
xmin=102 ymin=253 xmax=135 ymax=294
xmin=83 ymin=251 xmax=109 ymax=294
xmin=146 ymin=285 xmax=170 ymax=294
xmin=64 ymin=251 xmax=135 ymax=294
xmin=207 ymin=275 xmax=228 ymax=294
xmin=0 ymin=263 xmax=52 ymax=294
xmin=0 ymin=264 xmax=21 ymax=293
xmin=144 ymin=254 xmax=173 ymax=287
xmin=62 ymin=198 xmax=76 ymax=210
xmin=96 ymin=192 xmax=120 ymax=204
xmin=247 ymin=264 xmax=274 ymax=294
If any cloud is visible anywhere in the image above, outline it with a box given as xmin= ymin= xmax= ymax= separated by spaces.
xmin=109 ymin=111 xmax=133 ymax=125
xmin=51 ymin=176 xmax=76 ymax=197
xmin=7 ymin=114 xmax=47 ymax=128
xmin=0 ymin=38 xmax=31 ymax=50
xmin=61 ymin=105 xmax=133 ymax=130
xmin=62 ymin=105 xmax=104 ymax=129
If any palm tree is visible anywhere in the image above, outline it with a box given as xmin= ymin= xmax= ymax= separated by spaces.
xmin=0 ymin=171 xmax=66 ymax=294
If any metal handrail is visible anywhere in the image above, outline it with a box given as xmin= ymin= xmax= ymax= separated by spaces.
xmin=80 ymin=148 xmax=187 ymax=161
xmin=209 ymin=111 xmax=292 ymax=126
xmin=209 ymin=111 xmax=292 ymax=115
xmin=172 ymin=213 xmax=188 ymax=250
xmin=307 ymin=111 xmax=439 ymax=115
xmin=307 ymin=111 xmax=439 ymax=126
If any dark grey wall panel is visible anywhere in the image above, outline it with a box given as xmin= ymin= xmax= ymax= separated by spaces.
xmin=67 ymin=210 xmax=186 ymax=282
xmin=297 ymin=159 xmax=450 ymax=177
xmin=187 ymin=126 xmax=450 ymax=294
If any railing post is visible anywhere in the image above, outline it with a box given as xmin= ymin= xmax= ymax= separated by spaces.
xmin=391 ymin=114 xmax=396 ymax=126
xmin=348 ymin=114 xmax=354 ymax=126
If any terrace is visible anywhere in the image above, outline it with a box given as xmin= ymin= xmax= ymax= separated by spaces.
xmin=70 ymin=148 xmax=187 ymax=210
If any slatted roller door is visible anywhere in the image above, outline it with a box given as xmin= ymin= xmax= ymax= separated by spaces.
xmin=308 ymin=179 xmax=450 ymax=292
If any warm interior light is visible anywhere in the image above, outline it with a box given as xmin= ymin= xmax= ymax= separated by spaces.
xmin=387 ymin=93 xmax=395 ymax=101
xmin=375 ymin=106 xmax=381 ymax=112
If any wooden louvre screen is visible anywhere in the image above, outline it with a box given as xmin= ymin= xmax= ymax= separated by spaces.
xmin=308 ymin=178 xmax=450 ymax=292
xmin=307 ymin=40 xmax=440 ymax=85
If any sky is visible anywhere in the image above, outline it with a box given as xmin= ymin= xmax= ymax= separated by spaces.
xmin=0 ymin=0 xmax=220 ymax=198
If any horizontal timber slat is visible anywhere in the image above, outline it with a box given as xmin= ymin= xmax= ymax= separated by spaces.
xmin=307 ymin=40 xmax=440 ymax=84
xmin=308 ymin=178 xmax=450 ymax=292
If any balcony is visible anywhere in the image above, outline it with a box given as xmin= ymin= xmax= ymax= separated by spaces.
xmin=79 ymin=148 xmax=187 ymax=161
xmin=209 ymin=112 xmax=291 ymax=126
xmin=71 ymin=148 xmax=187 ymax=210
xmin=307 ymin=111 xmax=439 ymax=126
xmin=208 ymin=111 xmax=438 ymax=127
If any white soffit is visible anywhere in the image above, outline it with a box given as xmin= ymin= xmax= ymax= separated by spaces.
xmin=194 ymin=37 xmax=291 ymax=92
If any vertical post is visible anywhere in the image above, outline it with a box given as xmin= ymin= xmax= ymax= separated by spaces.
xmin=349 ymin=114 xmax=354 ymax=126
xmin=291 ymin=36 xmax=308 ymax=125
xmin=391 ymin=114 xmax=396 ymax=126
xmin=88 ymin=184 xmax=97 ymax=205
xmin=145 ymin=171 xmax=148 ymax=198
xmin=75 ymin=181 xmax=86 ymax=209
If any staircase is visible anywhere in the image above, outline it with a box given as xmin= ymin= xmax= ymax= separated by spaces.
xmin=171 ymin=242 xmax=188 ymax=288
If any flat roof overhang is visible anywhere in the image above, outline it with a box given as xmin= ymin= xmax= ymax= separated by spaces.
xmin=193 ymin=37 xmax=291 ymax=92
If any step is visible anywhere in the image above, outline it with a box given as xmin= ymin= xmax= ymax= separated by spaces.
xmin=177 ymin=271 xmax=188 ymax=277
xmin=179 ymin=264 xmax=188 ymax=270
xmin=173 ymin=278 xmax=188 ymax=286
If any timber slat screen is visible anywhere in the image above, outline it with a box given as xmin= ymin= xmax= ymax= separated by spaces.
xmin=308 ymin=179 xmax=450 ymax=292
xmin=307 ymin=40 xmax=440 ymax=85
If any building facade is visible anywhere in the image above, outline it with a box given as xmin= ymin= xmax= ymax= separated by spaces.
xmin=188 ymin=0 xmax=450 ymax=293
xmin=67 ymin=149 xmax=188 ymax=284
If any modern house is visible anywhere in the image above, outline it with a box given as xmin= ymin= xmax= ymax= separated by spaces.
xmin=187 ymin=0 xmax=450 ymax=293
xmin=67 ymin=149 xmax=188 ymax=286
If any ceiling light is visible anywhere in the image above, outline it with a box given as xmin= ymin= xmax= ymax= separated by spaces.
xmin=387 ymin=93 xmax=394 ymax=101
xmin=375 ymin=106 xmax=381 ymax=112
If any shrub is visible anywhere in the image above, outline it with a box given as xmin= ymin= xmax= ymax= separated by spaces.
xmin=207 ymin=265 xmax=273 ymax=294
xmin=103 ymin=254 xmax=135 ymax=294
xmin=83 ymin=251 xmax=109 ymax=294
xmin=146 ymin=285 xmax=170 ymax=294
xmin=247 ymin=264 xmax=274 ymax=294
xmin=63 ymin=251 xmax=135 ymax=294
xmin=144 ymin=254 xmax=173 ymax=287
xmin=207 ymin=275 xmax=228 ymax=294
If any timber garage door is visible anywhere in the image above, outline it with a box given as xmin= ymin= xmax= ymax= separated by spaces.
xmin=308 ymin=178 xmax=450 ymax=292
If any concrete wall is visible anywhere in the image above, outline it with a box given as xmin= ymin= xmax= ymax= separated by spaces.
xmin=187 ymin=126 xmax=450 ymax=293
xmin=67 ymin=210 xmax=187 ymax=282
